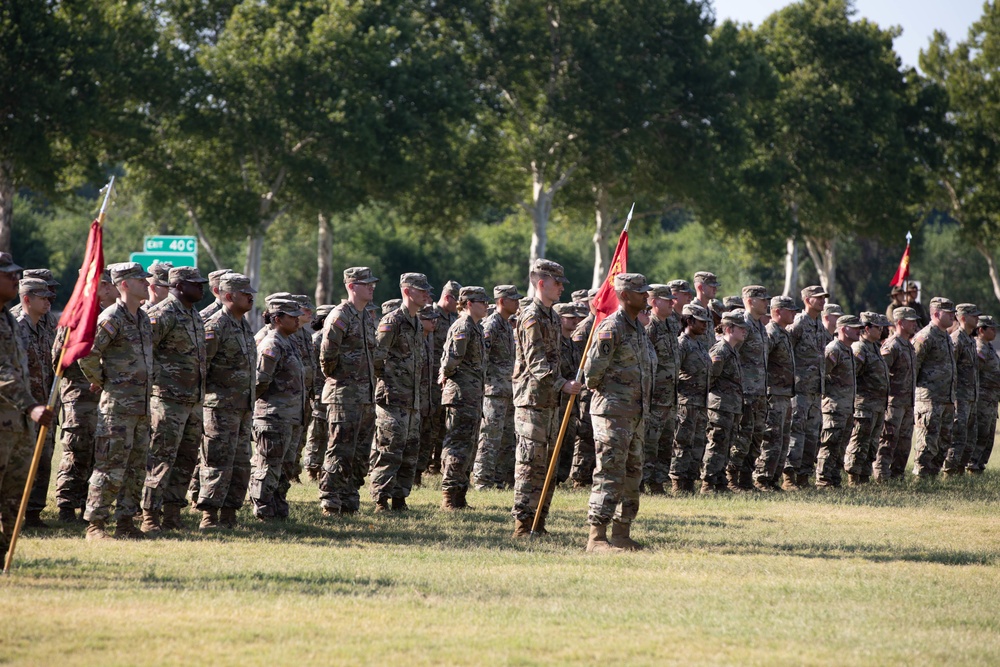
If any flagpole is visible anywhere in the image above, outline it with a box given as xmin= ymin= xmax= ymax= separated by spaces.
xmin=530 ymin=203 xmax=634 ymax=537
xmin=4 ymin=176 xmax=114 ymax=574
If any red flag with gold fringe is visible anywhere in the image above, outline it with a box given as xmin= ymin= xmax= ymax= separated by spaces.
xmin=58 ymin=220 xmax=104 ymax=368
xmin=590 ymin=227 xmax=628 ymax=326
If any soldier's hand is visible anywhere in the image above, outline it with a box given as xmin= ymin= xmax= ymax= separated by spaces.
xmin=29 ymin=405 xmax=53 ymax=427
xmin=562 ymin=380 xmax=582 ymax=395
xmin=89 ymin=383 xmax=102 ymax=394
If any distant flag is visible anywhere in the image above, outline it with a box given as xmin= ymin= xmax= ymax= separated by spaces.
xmin=57 ymin=219 xmax=104 ymax=368
xmin=590 ymin=203 xmax=633 ymax=326
xmin=889 ymin=231 xmax=912 ymax=287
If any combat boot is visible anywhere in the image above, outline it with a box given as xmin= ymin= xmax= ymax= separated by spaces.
xmin=374 ymin=497 xmax=391 ymax=513
xmin=847 ymin=473 xmax=862 ymax=487
xmin=647 ymin=481 xmax=666 ymax=495
xmin=609 ymin=520 xmax=643 ymax=551
xmin=115 ymin=515 xmax=146 ymax=540
xmin=24 ymin=510 xmax=50 ymax=529
xmin=391 ymin=497 xmax=409 ymax=512
xmin=141 ymin=509 xmax=162 ymax=535
xmin=753 ymin=477 xmax=775 ymax=493
xmin=700 ymin=481 xmax=714 ymax=495
xmin=456 ymin=488 xmax=472 ymax=510
xmin=671 ymin=479 xmax=684 ymax=495
xmin=725 ymin=468 xmax=743 ymax=494
xmin=586 ymin=524 xmax=623 ymax=553
xmin=161 ymin=504 xmax=183 ymax=530
xmin=85 ymin=520 xmax=112 ymax=541
xmin=220 ymin=507 xmax=238 ymax=529
xmin=58 ymin=507 xmax=79 ymax=524
xmin=533 ymin=515 xmax=549 ymax=536
xmin=796 ymin=472 xmax=811 ymax=488
xmin=512 ymin=519 xmax=531 ymax=538
xmin=781 ymin=472 xmax=800 ymax=491
xmin=440 ymin=490 xmax=458 ymax=511
xmin=199 ymin=508 xmax=220 ymax=530
xmin=306 ymin=468 xmax=320 ymax=482
xmin=413 ymin=471 xmax=422 ymax=487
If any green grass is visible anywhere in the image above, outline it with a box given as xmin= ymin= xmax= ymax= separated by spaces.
xmin=3 ymin=457 xmax=999 ymax=666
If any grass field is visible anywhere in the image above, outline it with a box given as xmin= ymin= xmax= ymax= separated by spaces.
xmin=3 ymin=454 xmax=999 ymax=666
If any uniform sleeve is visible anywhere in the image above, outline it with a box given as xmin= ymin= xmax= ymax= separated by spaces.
xmin=255 ymin=338 xmax=280 ymax=395
xmin=204 ymin=317 xmax=221 ymax=366
xmin=77 ymin=314 xmax=119 ymax=388
xmin=374 ymin=314 xmax=398 ymax=375
xmin=583 ymin=321 xmax=617 ymax=389
xmin=441 ymin=320 xmax=469 ymax=377
xmin=320 ymin=309 xmax=347 ymax=377
xmin=707 ymin=345 xmax=726 ymax=389
xmin=148 ymin=305 xmax=174 ymax=348
xmin=520 ymin=313 xmax=568 ymax=392
xmin=913 ymin=333 xmax=928 ymax=380
xmin=852 ymin=342 xmax=867 ymax=377
xmin=0 ymin=319 xmax=37 ymax=412
xmin=881 ymin=339 xmax=898 ymax=371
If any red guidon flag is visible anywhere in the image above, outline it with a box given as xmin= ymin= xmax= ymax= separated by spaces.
xmin=590 ymin=226 xmax=629 ymax=326
xmin=57 ymin=220 xmax=105 ymax=368
xmin=889 ymin=239 xmax=911 ymax=287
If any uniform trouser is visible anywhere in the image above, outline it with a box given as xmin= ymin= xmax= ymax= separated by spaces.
xmin=249 ymin=420 xmax=295 ymax=518
xmin=511 ymin=405 xmax=559 ymax=522
xmin=26 ymin=428 xmax=54 ymax=513
xmin=85 ymin=412 xmax=149 ymax=523
xmin=787 ymin=392 xmax=822 ymax=476
xmin=319 ymin=403 xmax=376 ymax=512
xmin=643 ymin=403 xmax=676 ymax=485
xmin=757 ymin=395 xmax=791 ymax=483
xmin=816 ymin=411 xmax=854 ymax=486
xmin=370 ymin=404 xmax=421 ymax=501
xmin=441 ymin=403 xmax=483 ymax=492
xmin=879 ymin=404 xmax=914 ymax=479
xmin=1 ymin=425 xmax=35 ymax=555
xmin=942 ymin=399 xmax=976 ymax=474
xmin=197 ymin=407 xmax=252 ymax=510
xmin=143 ymin=396 xmax=203 ymax=511
xmin=730 ymin=394 xmax=767 ymax=477
xmin=672 ymin=402 xmax=707 ymax=482
xmin=426 ymin=396 xmax=445 ymax=472
xmin=283 ymin=424 xmax=304 ymax=497
xmin=556 ymin=397 xmax=578 ymax=484
xmin=844 ymin=408 xmax=886 ymax=477
xmin=302 ymin=406 xmax=329 ymax=473
xmin=569 ymin=402 xmax=595 ymax=485
xmin=968 ymin=401 xmax=997 ymax=471
xmin=912 ymin=401 xmax=955 ymax=476
xmin=472 ymin=395 xmax=514 ymax=490
xmin=702 ymin=409 xmax=739 ymax=486
xmin=291 ymin=406 xmax=311 ymax=477
xmin=415 ymin=400 xmax=437 ymax=476
xmin=588 ymin=413 xmax=644 ymax=526
xmin=55 ymin=399 xmax=98 ymax=510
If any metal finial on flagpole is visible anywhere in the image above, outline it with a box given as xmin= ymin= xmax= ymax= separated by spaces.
xmin=906 ymin=230 xmax=912 ymax=243
xmin=96 ymin=176 xmax=116 ymax=226
xmin=624 ymin=202 xmax=635 ymax=233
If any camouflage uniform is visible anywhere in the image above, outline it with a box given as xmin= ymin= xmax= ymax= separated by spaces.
xmin=845 ymin=335 xmax=889 ymax=479
xmin=440 ymin=308 xmax=487 ymax=494
xmin=946 ymin=321 xmax=979 ymax=474
xmin=644 ymin=311 xmax=678 ymax=487
xmin=556 ymin=324 xmax=581 ymax=483
xmin=53 ymin=326 xmax=100 ymax=513
xmin=817 ymin=333 xmax=857 ymax=487
xmin=787 ymin=311 xmax=826 ymax=481
xmin=415 ymin=311 xmax=438 ymax=478
xmin=729 ymin=300 xmax=769 ymax=488
xmin=79 ymin=299 xmax=154 ymax=523
xmin=569 ymin=313 xmax=596 ymax=486
xmin=971 ymin=325 xmax=1000 ymax=471
xmin=15 ymin=294 xmax=55 ymax=516
xmin=911 ymin=319 xmax=957 ymax=477
xmin=673 ymin=323 xmax=710 ymax=486
xmin=425 ymin=302 xmax=459 ymax=473
xmin=878 ymin=329 xmax=916 ymax=479
xmin=585 ymin=307 xmax=652 ymax=526
xmin=473 ymin=309 xmax=517 ymax=489
xmin=286 ymin=322 xmax=316 ymax=479
xmin=302 ymin=327 xmax=328 ymax=475
xmin=702 ymin=322 xmax=744 ymax=488
xmin=760 ymin=317 xmax=795 ymax=485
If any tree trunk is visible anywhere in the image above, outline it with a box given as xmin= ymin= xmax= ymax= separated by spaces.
xmin=803 ymin=236 xmax=837 ymax=302
xmin=244 ymin=231 xmax=265 ymax=330
xmin=783 ymin=236 xmax=799 ymax=297
xmin=591 ymin=185 xmax=611 ymax=290
xmin=316 ymin=212 xmax=333 ymax=306
xmin=186 ymin=207 xmax=223 ymax=270
xmin=976 ymin=243 xmax=1000 ymax=305
xmin=0 ymin=161 xmax=14 ymax=254
xmin=524 ymin=160 xmax=575 ymax=296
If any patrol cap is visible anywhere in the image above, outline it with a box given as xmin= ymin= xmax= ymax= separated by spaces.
xmin=23 ymin=268 xmax=59 ymax=287
xmin=956 ymin=303 xmax=981 ymax=317
xmin=400 ymin=273 xmax=433 ymax=291
xmin=742 ymin=285 xmax=769 ymax=300
xmin=293 ymin=294 xmax=315 ymax=311
xmin=364 ymin=302 xmax=379 ymax=314
xmin=442 ymin=280 xmax=462 ymax=298
xmin=207 ymin=269 xmax=233 ymax=288
xmin=890 ymin=284 xmax=904 ymax=296
xmin=571 ymin=289 xmax=589 ymax=302
xmin=493 ymin=284 xmax=523 ymax=300
xmin=721 ymin=309 xmax=748 ymax=329
xmin=929 ymin=297 xmax=956 ymax=312
xmin=837 ymin=315 xmax=863 ymax=328
xmin=977 ymin=315 xmax=997 ymax=329
xmin=722 ymin=296 xmax=743 ymax=311
xmin=860 ymin=311 xmax=884 ymax=327
xmin=344 ymin=266 xmax=379 ymax=284
xmin=892 ymin=306 xmax=920 ymax=322
xmin=554 ymin=303 xmax=579 ymax=317
xmin=667 ymin=279 xmax=694 ymax=294
xmin=823 ymin=303 xmax=844 ymax=316
xmin=801 ymin=285 xmax=829 ymax=301
xmin=418 ymin=305 xmax=440 ymax=320
xmin=459 ymin=286 xmax=488 ymax=303
xmin=267 ymin=298 xmax=303 ymax=317
xmin=147 ymin=262 xmax=173 ymax=287
xmin=168 ymin=266 xmax=208 ymax=284
xmin=0 ymin=252 xmax=23 ymax=273
xmin=770 ymin=295 xmax=799 ymax=311
xmin=218 ymin=272 xmax=257 ymax=295
xmin=100 ymin=268 xmax=113 ymax=284
xmin=108 ymin=262 xmax=151 ymax=284
xmin=573 ymin=303 xmax=590 ymax=318
xmin=381 ymin=298 xmax=402 ymax=315
xmin=264 ymin=292 xmax=294 ymax=305
xmin=614 ymin=273 xmax=651 ymax=292
xmin=18 ymin=277 xmax=56 ymax=298
xmin=648 ymin=284 xmax=674 ymax=300
xmin=682 ymin=303 xmax=712 ymax=322
xmin=708 ymin=299 xmax=725 ymax=317
xmin=588 ymin=288 xmax=599 ymax=298
xmin=531 ymin=258 xmax=568 ymax=284
xmin=694 ymin=271 xmax=720 ymax=287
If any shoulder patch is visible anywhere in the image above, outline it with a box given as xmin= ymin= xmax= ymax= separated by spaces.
xmin=378 ymin=323 xmax=393 ymax=333
xmin=572 ymin=333 xmax=585 ymax=342
xmin=710 ymin=354 xmax=723 ymax=363
xmin=483 ymin=331 xmax=491 ymax=339
xmin=598 ymin=330 xmax=613 ymax=340
xmin=101 ymin=320 xmax=116 ymax=335
xmin=333 ymin=318 xmax=347 ymax=331
xmin=148 ymin=316 xmax=157 ymax=325
xmin=261 ymin=347 xmax=277 ymax=360
xmin=205 ymin=331 xmax=215 ymax=340
xmin=454 ymin=332 xmax=466 ymax=340
xmin=523 ymin=317 xmax=537 ymax=329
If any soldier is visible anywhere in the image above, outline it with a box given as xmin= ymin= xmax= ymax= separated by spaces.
xmin=672 ymin=303 xmax=712 ymax=492
xmin=144 ymin=262 xmax=172 ymax=308
xmin=946 ymin=303 xmax=981 ymax=477
xmin=371 ymin=273 xmax=431 ymax=512
xmin=571 ymin=289 xmax=589 ymax=304
xmin=700 ymin=310 xmax=747 ymax=493
xmin=285 ymin=294 xmax=317 ymax=483
xmin=414 ymin=304 xmax=440 ymax=486
xmin=970 ymin=316 xmax=999 ymax=472
xmin=878 ymin=307 xmax=919 ymax=480
xmin=583 ymin=273 xmax=653 ymax=553
xmin=253 ymin=292 xmax=294 ymax=344
xmin=303 ymin=304 xmax=334 ymax=481
xmin=11 ymin=268 xmax=60 ymax=332
xmin=199 ymin=268 xmax=234 ymax=320
xmin=78 ymin=262 xmax=154 ymax=540
xmin=760 ymin=296 xmax=797 ymax=491
xmin=722 ymin=296 xmax=743 ymax=312
xmin=786 ymin=285 xmax=829 ymax=487
xmin=885 ymin=285 xmax=906 ymax=323
xmin=822 ymin=303 xmax=843 ymax=343
xmin=472 ymin=285 xmax=521 ymax=490
xmin=668 ymin=280 xmax=694 ymax=331
xmin=729 ymin=285 xmax=770 ymax=492
xmin=693 ymin=272 xmax=720 ymax=347
xmin=250 ymin=298 xmax=306 ymax=520
xmin=816 ymin=315 xmax=862 ymax=488
xmin=0 ymin=254 xmax=54 ymax=560
xmin=53 ymin=269 xmax=117 ymax=523
xmin=195 ymin=273 xmax=257 ymax=529
xmin=318 ymin=268 xmax=379 ymax=516
xmin=569 ymin=300 xmax=597 ymax=488
xmin=844 ymin=313 xmax=889 ymax=485
xmin=424 ymin=281 xmax=461 ymax=475
xmin=643 ymin=285 xmax=677 ymax=495
xmin=381 ymin=299 xmax=402 ymax=316
xmin=439 ymin=286 xmax=489 ymax=509
xmin=904 ymin=281 xmax=929 ymax=328
xmin=554 ymin=302 xmax=583 ymax=484
xmin=510 ymin=259 xmax=582 ymax=537
xmin=911 ymin=297 xmax=957 ymax=478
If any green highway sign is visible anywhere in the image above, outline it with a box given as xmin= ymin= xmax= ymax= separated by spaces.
xmin=145 ymin=235 xmax=197 ymax=253
xmin=129 ymin=252 xmax=197 ymax=270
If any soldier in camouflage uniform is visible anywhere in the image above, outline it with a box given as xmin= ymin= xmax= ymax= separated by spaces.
xmin=554 ymin=303 xmax=583 ymax=484
xmin=472 ymin=285 xmax=521 ymax=490
xmin=78 ymin=262 xmax=154 ymax=540
xmin=371 ymin=273 xmax=431 ymax=512
xmin=195 ymin=273 xmax=257 ymax=529
xmin=911 ymin=297 xmax=957 ymax=477
xmin=693 ymin=272 xmax=720 ymax=347
xmin=141 ymin=266 xmax=208 ymax=533
xmin=423 ymin=281 xmax=461 ymax=475
xmin=844 ymin=313 xmax=889 ymax=485
xmin=144 ymin=262 xmax=172 ymax=309
xmin=945 ymin=303 xmax=981 ymax=476
xmin=816 ymin=315 xmax=861 ymax=488
xmin=700 ymin=310 xmax=747 ymax=493
xmin=760 ymin=296 xmax=797 ymax=491
xmin=672 ymin=303 xmax=712 ymax=492
xmin=199 ymin=268 xmax=234 ymax=321
xmin=822 ymin=303 xmax=843 ymax=342
xmin=970 ymin=316 xmax=999 ymax=472
xmin=439 ymin=287 xmax=488 ymax=509
xmin=878 ymin=307 xmax=919 ymax=480
xmin=414 ymin=304 xmax=439 ymax=486
xmin=250 ymin=298 xmax=306 ymax=520
xmin=669 ymin=280 xmax=694 ymax=319
xmin=569 ymin=302 xmax=597 ymax=488
xmin=303 ymin=304 xmax=333 ymax=481
xmin=729 ymin=285 xmax=770 ymax=492
xmin=318 ymin=267 xmax=379 ymax=515
xmin=584 ymin=273 xmax=653 ymax=553
xmin=285 ymin=294 xmax=317 ymax=483
xmin=510 ymin=259 xmax=582 ymax=537
xmin=642 ymin=284 xmax=677 ymax=495
xmin=786 ymin=285 xmax=829 ymax=487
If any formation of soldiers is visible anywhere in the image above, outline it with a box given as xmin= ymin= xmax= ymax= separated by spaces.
xmin=0 ymin=249 xmax=996 ymax=560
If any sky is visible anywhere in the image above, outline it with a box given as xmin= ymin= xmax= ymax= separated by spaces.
xmin=710 ymin=0 xmax=987 ymax=71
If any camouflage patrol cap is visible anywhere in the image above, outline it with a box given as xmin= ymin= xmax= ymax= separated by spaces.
xmin=168 ymin=266 xmax=208 ymax=284
xmin=293 ymin=294 xmax=315 ymax=311
xmin=721 ymin=309 xmax=748 ymax=329
xmin=694 ymin=271 xmax=720 ymax=287
xmin=417 ymin=305 xmax=440 ymax=320
xmin=531 ymin=258 xmax=568 ymax=284
xmin=554 ymin=303 xmax=579 ymax=317
xmin=264 ymin=292 xmax=294 ymax=305
xmin=344 ymin=266 xmax=379 ymax=284
xmin=929 ymin=297 xmax=956 ymax=312
xmin=571 ymin=289 xmax=589 ymax=302
xmin=23 ymin=268 xmax=59 ymax=287
xmin=956 ymin=303 xmax=981 ymax=317
xmin=722 ymin=296 xmax=743 ymax=311
xmin=459 ymin=286 xmax=488 ymax=303
xmin=892 ymin=306 xmax=920 ymax=322
xmin=381 ymin=298 xmax=403 ymax=315
xmin=364 ymin=302 xmax=378 ymax=314
xmin=573 ymin=303 xmax=590 ymax=318
xmin=493 ymin=285 xmax=523 ymax=300
xmin=0 ymin=252 xmax=23 ymax=273
xmin=442 ymin=280 xmax=463 ymax=298
xmin=100 ymin=268 xmax=112 ymax=284
xmin=108 ymin=262 xmax=151 ymax=284
xmin=801 ymin=285 xmax=829 ymax=300
xmin=147 ymin=262 xmax=173 ymax=287
xmin=837 ymin=315 xmax=863 ymax=328
xmin=399 ymin=273 xmax=433 ymax=291
xmin=770 ymin=295 xmax=799 ymax=311
xmin=708 ymin=299 xmax=725 ymax=316
xmin=613 ymin=273 xmax=651 ymax=292
xmin=890 ymin=284 xmax=905 ymax=296
xmin=648 ymin=284 xmax=675 ymax=300
xmin=207 ymin=269 xmax=233 ymax=288
xmin=267 ymin=298 xmax=303 ymax=317
xmin=860 ymin=311 xmax=883 ymax=327
xmin=823 ymin=303 xmax=844 ymax=316
xmin=18 ymin=277 xmax=55 ymax=298
xmin=742 ymin=285 xmax=770 ymax=300
xmin=978 ymin=315 xmax=997 ymax=329
xmin=314 ymin=304 xmax=335 ymax=319
xmin=682 ymin=303 xmax=712 ymax=322
xmin=588 ymin=288 xmax=599 ymax=297
xmin=667 ymin=279 xmax=694 ymax=294
xmin=218 ymin=272 xmax=256 ymax=295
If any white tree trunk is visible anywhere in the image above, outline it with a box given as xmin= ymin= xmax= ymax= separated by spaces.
xmin=976 ymin=244 xmax=1000 ymax=305
xmin=0 ymin=161 xmax=14 ymax=254
xmin=783 ymin=236 xmax=799 ymax=297
xmin=592 ymin=185 xmax=611 ymax=290
xmin=244 ymin=232 xmax=265 ymax=330
xmin=804 ymin=236 xmax=836 ymax=302
xmin=316 ymin=212 xmax=333 ymax=306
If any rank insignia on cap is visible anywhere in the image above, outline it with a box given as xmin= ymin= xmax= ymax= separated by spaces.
xmin=333 ymin=318 xmax=347 ymax=331
xmin=205 ymin=331 xmax=215 ymax=340
xmin=454 ymin=332 xmax=466 ymax=340
xmin=378 ymin=323 xmax=393 ymax=333
xmin=523 ymin=317 xmax=537 ymax=329
xmin=598 ymin=330 xmax=613 ymax=340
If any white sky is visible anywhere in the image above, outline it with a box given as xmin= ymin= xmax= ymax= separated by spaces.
xmin=710 ymin=0 xmax=987 ymax=71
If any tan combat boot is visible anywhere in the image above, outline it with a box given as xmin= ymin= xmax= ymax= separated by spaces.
xmin=512 ymin=519 xmax=531 ymax=538
xmin=220 ymin=507 xmax=238 ymax=529
xmin=199 ymin=508 xmax=220 ymax=530
xmin=700 ymin=480 xmax=714 ymax=495
xmin=847 ymin=473 xmax=862 ymax=487
xmin=161 ymin=504 xmax=183 ymax=530
xmin=647 ymin=481 xmax=665 ymax=495
xmin=796 ymin=472 xmax=811 ymax=488
xmin=140 ymin=509 xmax=162 ymax=535
xmin=781 ymin=472 xmax=800 ymax=491
xmin=725 ymin=469 xmax=743 ymax=494
xmin=753 ymin=477 xmax=775 ymax=493
xmin=115 ymin=515 xmax=146 ymax=540
xmin=374 ymin=497 xmax=391 ymax=513
xmin=586 ymin=524 xmax=623 ymax=553
xmin=441 ymin=490 xmax=458 ymax=511
xmin=85 ymin=520 xmax=112 ymax=541
xmin=456 ymin=488 xmax=472 ymax=510
xmin=609 ymin=520 xmax=643 ymax=551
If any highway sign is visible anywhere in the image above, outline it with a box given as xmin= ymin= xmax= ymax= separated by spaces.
xmin=144 ymin=236 xmax=197 ymax=254
xmin=129 ymin=252 xmax=197 ymax=271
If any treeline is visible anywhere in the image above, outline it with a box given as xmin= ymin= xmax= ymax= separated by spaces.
xmin=4 ymin=0 xmax=1000 ymax=313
